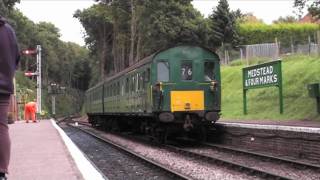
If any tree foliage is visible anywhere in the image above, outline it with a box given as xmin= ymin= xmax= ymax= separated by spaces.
xmin=208 ymin=0 xmax=239 ymax=48
xmin=0 ymin=0 xmax=20 ymax=16
xmin=4 ymin=7 xmax=91 ymax=116
xmin=75 ymin=0 xmax=232 ymax=80
xmin=294 ymin=0 xmax=320 ymax=19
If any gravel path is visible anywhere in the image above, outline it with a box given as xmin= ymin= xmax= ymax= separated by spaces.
xmin=79 ymin=125 xmax=260 ymax=180
xmin=60 ymin=124 xmax=173 ymax=180
xmin=184 ymin=145 xmax=320 ymax=180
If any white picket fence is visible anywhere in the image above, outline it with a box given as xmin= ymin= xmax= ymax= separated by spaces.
xmin=244 ymin=43 xmax=279 ymax=63
xmin=219 ymin=42 xmax=320 ymax=65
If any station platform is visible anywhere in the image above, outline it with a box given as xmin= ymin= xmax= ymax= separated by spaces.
xmin=7 ymin=119 xmax=105 ymax=180
xmin=219 ymin=119 xmax=320 ymax=133
xmin=218 ymin=119 xmax=320 ymax=129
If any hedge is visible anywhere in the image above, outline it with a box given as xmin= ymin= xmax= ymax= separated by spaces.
xmin=239 ymin=23 xmax=320 ymax=47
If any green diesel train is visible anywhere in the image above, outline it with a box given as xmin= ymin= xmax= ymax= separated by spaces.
xmin=85 ymin=45 xmax=221 ymax=142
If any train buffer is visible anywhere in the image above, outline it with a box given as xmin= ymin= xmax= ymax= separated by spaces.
xmin=8 ymin=120 xmax=105 ymax=180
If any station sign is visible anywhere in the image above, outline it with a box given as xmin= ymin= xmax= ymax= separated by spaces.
xmin=242 ymin=60 xmax=283 ymax=114
xmin=243 ymin=61 xmax=281 ymax=89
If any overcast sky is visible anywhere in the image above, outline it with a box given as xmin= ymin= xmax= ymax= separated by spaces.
xmin=17 ymin=0 xmax=298 ymax=46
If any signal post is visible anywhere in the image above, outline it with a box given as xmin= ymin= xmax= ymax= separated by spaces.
xmin=22 ymin=45 xmax=42 ymax=117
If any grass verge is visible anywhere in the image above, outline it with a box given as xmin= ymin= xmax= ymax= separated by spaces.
xmin=221 ymin=54 xmax=320 ymax=121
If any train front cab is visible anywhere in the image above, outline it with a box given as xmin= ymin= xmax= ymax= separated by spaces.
xmin=151 ymin=46 xmax=221 ymax=131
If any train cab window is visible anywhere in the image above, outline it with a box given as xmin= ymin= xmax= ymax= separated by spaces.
xmin=204 ymin=62 xmax=215 ymax=81
xmin=181 ymin=61 xmax=192 ymax=81
xmin=157 ymin=61 xmax=169 ymax=82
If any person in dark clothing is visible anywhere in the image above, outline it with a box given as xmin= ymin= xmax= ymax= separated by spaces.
xmin=0 ymin=15 xmax=20 ymax=180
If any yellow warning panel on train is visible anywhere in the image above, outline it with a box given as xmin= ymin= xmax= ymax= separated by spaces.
xmin=170 ymin=91 xmax=204 ymax=112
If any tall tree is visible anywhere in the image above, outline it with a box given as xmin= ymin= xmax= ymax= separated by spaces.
xmin=294 ymin=0 xmax=320 ymax=19
xmin=7 ymin=8 xmax=92 ymax=115
xmin=208 ymin=0 xmax=239 ymax=49
xmin=74 ymin=4 xmax=113 ymax=78
xmin=0 ymin=0 xmax=20 ymax=16
xmin=76 ymin=0 xmax=208 ymax=80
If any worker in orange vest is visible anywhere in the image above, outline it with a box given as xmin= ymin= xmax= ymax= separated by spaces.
xmin=24 ymin=101 xmax=37 ymax=123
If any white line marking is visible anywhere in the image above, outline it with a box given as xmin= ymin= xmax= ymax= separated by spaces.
xmin=51 ymin=119 xmax=107 ymax=180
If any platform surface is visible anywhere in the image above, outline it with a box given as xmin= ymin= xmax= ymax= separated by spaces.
xmin=8 ymin=120 xmax=83 ymax=180
xmin=219 ymin=119 xmax=320 ymax=134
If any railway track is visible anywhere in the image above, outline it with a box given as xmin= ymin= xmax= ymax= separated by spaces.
xmin=71 ymin=120 xmax=319 ymax=180
xmin=201 ymin=142 xmax=320 ymax=170
xmin=163 ymin=145 xmax=293 ymax=180
xmin=66 ymin=121 xmax=190 ymax=180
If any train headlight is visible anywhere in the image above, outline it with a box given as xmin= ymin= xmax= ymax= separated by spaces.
xmin=153 ymin=82 xmax=163 ymax=92
xmin=210 ymin=81 xmax=218 ymax=92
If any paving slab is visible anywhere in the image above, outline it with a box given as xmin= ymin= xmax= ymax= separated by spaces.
xmin=7 ymin=120 xmax=86 ymax=180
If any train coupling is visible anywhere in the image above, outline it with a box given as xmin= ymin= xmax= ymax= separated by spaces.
xmin=183 ymin=114 xmax=193 ymax=131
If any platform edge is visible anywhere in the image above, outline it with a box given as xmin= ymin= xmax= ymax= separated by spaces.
xmin=51 ymin=119 xmax=107 ymax=180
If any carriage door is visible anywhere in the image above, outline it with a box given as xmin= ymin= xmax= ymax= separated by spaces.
xmin=154 ymin=61 xmax=169 ymax=110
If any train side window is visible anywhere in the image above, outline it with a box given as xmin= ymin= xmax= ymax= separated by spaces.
xmin=121 ymin=81 xmax=124 ymax=95
xmin=135 ymin=74 xmax=138 ymax=91
xmin=125 ymin=78 xmax=129 ymax=93
xmin=110 ymin=84 xmax=113 ymax=96
xmin=142 ymin=71 xmax=146 ymax=89
xmin=157 ymin=61 xmax=169 ymax=82
xmin=117 ymin=82 xmax=120 ymax=95
xmin=204 ymin=62 xmax=215 ymax=81
xmin=136 ymin=74 xmax=139 ymax=91
xmin=139 ymin=73 xmax=143 ymax=90
xmin=131 ymin=76 xmax=135 ymax=92
xmin=146 ymin=68 xmax=150 ymax=82
xmin=181 ymin=61 xmax=192 ymax=81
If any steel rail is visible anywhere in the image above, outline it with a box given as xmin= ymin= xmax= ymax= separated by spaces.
xmin=202 ymin=142 xmax=320 ymax=170
xmin=67 ymin=122 xmax=191 ymax=180
xmin=73 ymin=120 xmax=293 ymax=179
xmin=164 ymin=144 xmax=293 ymax=180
